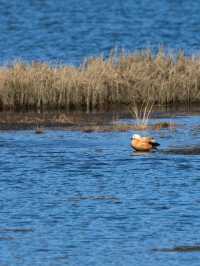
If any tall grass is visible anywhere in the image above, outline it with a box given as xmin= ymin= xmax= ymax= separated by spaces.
xmin=1 ymin=49 xmax=200 ymax=111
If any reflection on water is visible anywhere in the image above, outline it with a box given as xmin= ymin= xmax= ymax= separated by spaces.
xmin=1 ymin=115 xmax=200 ymax=265
xmin=132 ymin=150 xmax=158 ymax=156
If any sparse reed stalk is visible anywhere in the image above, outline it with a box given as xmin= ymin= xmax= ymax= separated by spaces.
xmin=129 ymin=98 xmax=154 ymax=129
xmin=0 ymin=49 xmax=200 ymax=112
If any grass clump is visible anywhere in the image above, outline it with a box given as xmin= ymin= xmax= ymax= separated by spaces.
xmin=1 ymin=49 xmax=200 ymax=111
xmin=153 ymin=121 xmax=177 ymax=130
xmin=129 ymin=98 xmax=154 ymax=129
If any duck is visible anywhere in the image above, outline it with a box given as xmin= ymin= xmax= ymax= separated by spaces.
xmin=131 ymin=134 xmax=160 ymax=152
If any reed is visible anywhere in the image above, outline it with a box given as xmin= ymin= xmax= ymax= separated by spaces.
xmin=1 ymin=49 xmax=200 ymax=111
xmin=129 ymin=98 xmax=154 ymax=129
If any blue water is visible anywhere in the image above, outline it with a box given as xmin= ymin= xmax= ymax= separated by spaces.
xmin=1 ymin=115 xmax=200 ymax=265
xmin=2 ymin=1 xmax=200 ymax=265
xmin=1 ymin=0 xmax=200 ymax=65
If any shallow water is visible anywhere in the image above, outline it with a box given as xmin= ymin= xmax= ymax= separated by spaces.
xmin=1 ymin=114 xmax=200 ymax=265
xmin=1 ymin=0 xmax=200 ymax=64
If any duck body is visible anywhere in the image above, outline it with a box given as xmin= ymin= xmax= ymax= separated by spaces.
xmin=131 ymin=134 xmax=160 ymax=152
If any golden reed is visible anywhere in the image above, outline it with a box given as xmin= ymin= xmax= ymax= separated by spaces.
xmin=1 ymin=49 xmax=200 ymax=112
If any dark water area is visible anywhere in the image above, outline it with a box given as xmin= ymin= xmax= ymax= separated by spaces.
xmin=1 ymin=114 xmax=200 ymax=265
xmin=1 ymin=0 xmax=200 ymax=65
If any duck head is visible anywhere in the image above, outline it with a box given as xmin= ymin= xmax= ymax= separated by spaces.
xmin=131 ymin=134 xmax=141 ymax=140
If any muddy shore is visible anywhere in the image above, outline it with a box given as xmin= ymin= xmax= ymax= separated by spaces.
xmin=0 ymin=105 xmax=198 ymax=131
xmin=0 ymin=111 xmax=124 ymax=131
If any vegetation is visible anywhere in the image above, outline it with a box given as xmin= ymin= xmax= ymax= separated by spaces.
xmin=1 ymin=49 xmax=200 ymax=112
xmin=129 ymin=99 xmax=154 ymax=129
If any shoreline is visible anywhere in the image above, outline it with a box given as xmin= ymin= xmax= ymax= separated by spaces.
xmin=0 ymin=105 xmax=198 ymax=131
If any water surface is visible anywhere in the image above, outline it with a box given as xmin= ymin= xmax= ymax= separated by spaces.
xmin=1 ymin=114 xmax=200 ymax=265
xmin=1 ymin=0 xmax=200 ymax=64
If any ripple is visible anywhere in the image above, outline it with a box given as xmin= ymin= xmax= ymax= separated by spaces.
xmin=0 ymin=228 xmax=34 ymax=233
xmin=69 ymin=195 xmax=121 ymax=204
xmin=0 ymin=237 xmax=15 ymax=241
xmin=153 ymin=245 xmax=200 ymax=253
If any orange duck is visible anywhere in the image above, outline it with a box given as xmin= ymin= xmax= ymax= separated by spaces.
xmin=131 ymin=134 xmax=160 ymax=152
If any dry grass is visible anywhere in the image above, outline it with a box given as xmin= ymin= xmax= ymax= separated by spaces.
xmin=129 ymin=98 xmax=154 ymax=129
xmin=1 ymin=49 xmax=200 ymax=111
xmin=35 ymin=126 xmax=44 ymax=134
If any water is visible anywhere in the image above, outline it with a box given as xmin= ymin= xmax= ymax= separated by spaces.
xmin=1 ymin=1 xmax=200 ymax=264
xmin=1 ymin=0 xmax=200 ymax=65
xmin=1 ymin=114 xmax=200 ymax=265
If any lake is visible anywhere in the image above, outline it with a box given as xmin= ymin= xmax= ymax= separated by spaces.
xmin=1 ymin=113 xmax=200 ymax=265
xmin=1 ymin=0 xmax=200 ymax=65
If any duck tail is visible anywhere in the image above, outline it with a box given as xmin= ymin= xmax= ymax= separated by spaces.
xmin=152 ymin=142 xmax=160 ymax=147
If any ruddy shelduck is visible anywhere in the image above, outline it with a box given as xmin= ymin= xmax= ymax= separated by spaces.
xmin=131 ymin=134 xmax=160 ymax=152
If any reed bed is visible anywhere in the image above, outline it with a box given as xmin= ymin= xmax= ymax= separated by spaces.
xmin=1 ymin=50 xmax=200 ymax=111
